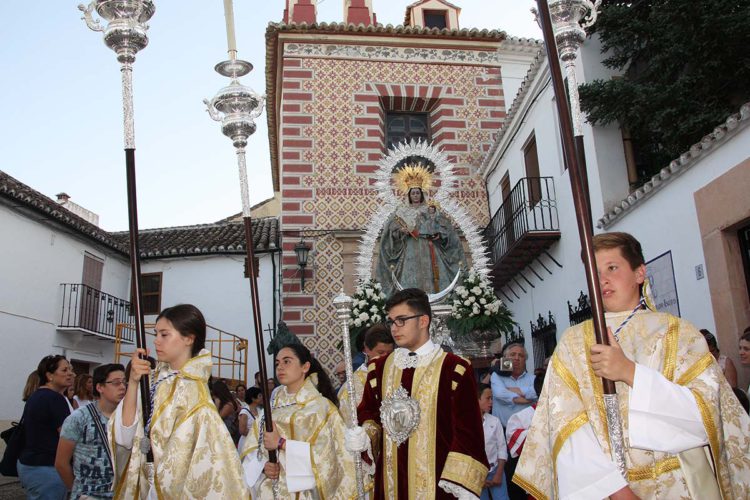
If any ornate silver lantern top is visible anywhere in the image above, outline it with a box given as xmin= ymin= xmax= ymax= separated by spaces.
xmin=205 ymin=79 xmax=264 ymax=150
xmin=78 ymin=0 xmax=155 ymax=64
xmin=204 ymin=0 xmax=264 ymax=151
xmin=545 ymin=0 xmax=601 ymax=62
xmin=532 ymin=0 xmax=602 ymax=135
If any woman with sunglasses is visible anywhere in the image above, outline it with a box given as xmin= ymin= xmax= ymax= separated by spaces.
xmin=109 ymin=304 xmax=247 ymax=498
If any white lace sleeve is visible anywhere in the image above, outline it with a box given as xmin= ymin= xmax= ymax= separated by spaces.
xmin=438 ymin=480 xmax=479 ymax=499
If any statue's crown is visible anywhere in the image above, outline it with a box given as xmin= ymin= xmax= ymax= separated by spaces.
xmin=395 ymin=164 xmax=432 ymax=194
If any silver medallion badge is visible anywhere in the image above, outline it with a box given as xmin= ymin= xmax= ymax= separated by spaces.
xmin=380 ymin=386 xmax=420 ymax=446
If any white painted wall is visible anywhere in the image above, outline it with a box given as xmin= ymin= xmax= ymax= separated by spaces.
xmin=483 ymin=37 xmax=750 ymax=371
xmin=0 ymin=204 xmax=130 ymax=421
xmin=140 ymin=253 xmax=279 ymax=384
xmin=497 ymin=52 xmax=538 ymax=110
xmin=1 ymin=200 xmax=280 ymax=420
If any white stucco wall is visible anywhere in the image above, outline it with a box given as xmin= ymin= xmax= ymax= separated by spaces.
xmin=1 ymin=200 xmax=280 ymax=420
xmin=0 ymin=204 xmax=131 ymax=421
xmin=482 ymin=38 xmax=749 ymax=370
xmin=498 ymin=52 xmax=541 ymax=114
xmin=140 ymin=253 xmax=279 ymax=384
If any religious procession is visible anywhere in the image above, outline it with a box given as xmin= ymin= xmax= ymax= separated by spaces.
xmin=2 ymin=0 xmax=750 ymax=499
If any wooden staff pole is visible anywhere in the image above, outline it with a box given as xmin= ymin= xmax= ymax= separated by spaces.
xmin=535 ymin=0 xmax=627 ymax=473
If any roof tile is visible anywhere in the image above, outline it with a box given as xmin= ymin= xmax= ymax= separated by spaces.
xmin=0 ymin=170 xmax=279 ymax=259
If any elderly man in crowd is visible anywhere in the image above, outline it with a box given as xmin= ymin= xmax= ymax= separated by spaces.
xmin=491 ymin=342 xmax=537 ymax=500
xmin=490 ymin=342 xmax=537 ymax=426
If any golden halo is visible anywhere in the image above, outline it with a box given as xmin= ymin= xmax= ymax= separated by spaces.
xmin=394 ymin=164 xmax=432 ymax=195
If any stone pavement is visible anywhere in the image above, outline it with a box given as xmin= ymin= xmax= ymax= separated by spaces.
xmin=0 ymin=424 xmax=25 ymax=499
xmin=0 ymin=477 xmax=23 ymax=500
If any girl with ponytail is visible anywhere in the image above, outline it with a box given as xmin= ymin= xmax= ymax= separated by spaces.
xmin=240 ymin=343 xmax=358 ymax=498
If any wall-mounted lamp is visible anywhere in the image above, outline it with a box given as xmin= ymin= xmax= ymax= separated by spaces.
xmin=294 ymin=238 xmax=311 ymax=290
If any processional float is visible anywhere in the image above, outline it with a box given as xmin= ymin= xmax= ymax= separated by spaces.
xmin=79 ymin=0 xmax=156 ymax=470
xmin=533 ymin=0 xmax=627 ymax=474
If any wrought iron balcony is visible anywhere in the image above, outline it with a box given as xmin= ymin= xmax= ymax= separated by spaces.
xmin=484 ymin=177 xmax=561 ymax=289
xmin=58 ymin=283 xmax=135 ymax=343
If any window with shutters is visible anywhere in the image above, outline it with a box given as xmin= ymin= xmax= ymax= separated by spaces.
xmin=523 ymin=134 xmax=542 ymax=206
xmin=385 ymin=112 xmax=430 ymax=150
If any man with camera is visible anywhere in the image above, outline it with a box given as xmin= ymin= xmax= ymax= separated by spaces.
xmin=490 ymin=343 xmax=537 ymax=427
xmin=490 ymin=342 xmax=537 ymax=500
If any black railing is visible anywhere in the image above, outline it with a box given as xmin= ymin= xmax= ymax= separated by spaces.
xmin=59 ymin=283 xmax=134 ymax=342
xmin=568 ymin=290 xmax=592 ymax=326
xmin=484 ymin=177 xmax=559 ymax=265
xmin=531 ymin=311 xmax=557 ymax=369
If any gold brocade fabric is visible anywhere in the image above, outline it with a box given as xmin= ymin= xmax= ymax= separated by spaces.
xmin=338 ymin=366 xmax=367 ymax=427
xmin=107 ymin=350 xmax=249 ymax=499
xmin=378 ymin=351 xmax=487 ymax=498
xmin=514 ymin=310 xmax=750 ymax=499
xmin=240 ymin=377 xmax=358 ymax=499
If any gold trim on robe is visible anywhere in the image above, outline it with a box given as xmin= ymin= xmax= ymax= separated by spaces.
xmin=440 ymin=452 xmax=487 ymax=497
xmin=513 ymin=311 xmax=750 ymax=499
xmin=338 ymin=366 xmax=368 ymax=427
xmin=108 ymin=350 xmax=248 ymax=499
xmin=240 ymin=377 xmax=358 ymax=499
xmin=366 ymin=348 xmax=488 ymax=498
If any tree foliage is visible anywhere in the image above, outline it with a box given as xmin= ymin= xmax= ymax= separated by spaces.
xmin=579 ymin=0 xmax=750 ymax=180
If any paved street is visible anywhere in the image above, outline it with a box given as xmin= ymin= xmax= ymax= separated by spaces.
xmin=0 ymin=477 xmax=23 ymax=500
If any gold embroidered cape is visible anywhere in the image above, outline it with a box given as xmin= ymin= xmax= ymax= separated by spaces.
xmin=358 ymin=350 xmax=489 ymax=498
xmin=240 ymin=377 xmax=358 ymax=499
xmin=514 ymin=311 xmax=750 ymax=499
xmin=108 ymin=350 xmax=248 ymax=499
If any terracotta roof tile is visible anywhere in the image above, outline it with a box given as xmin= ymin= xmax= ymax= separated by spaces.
xmin=111 ymin=218 xmax=279 ymax=258
xmin=0 ymin=170 xmax=279 ymax=258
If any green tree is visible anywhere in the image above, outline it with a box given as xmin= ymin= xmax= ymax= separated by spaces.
xmin=579 ymin=0 xmax=750 ymax=182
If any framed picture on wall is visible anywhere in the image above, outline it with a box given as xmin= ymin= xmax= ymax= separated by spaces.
xmin=645 ymin=250 xmax=681 ymax=317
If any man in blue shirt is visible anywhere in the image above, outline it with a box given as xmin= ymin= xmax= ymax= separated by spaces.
xmin=56 ymin=364 xmax=126 ymax=499
xmin=490 ymin=343 xmax=537 ymax=427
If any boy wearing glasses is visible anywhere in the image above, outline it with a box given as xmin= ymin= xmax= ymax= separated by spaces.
xmin=345 ymin=288 xmax=489 ymax=498
xmin=56 ymin=364 xmax=126 ymax=499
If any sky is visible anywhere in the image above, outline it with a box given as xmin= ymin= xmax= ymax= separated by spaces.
xmin=1 ymin=0 xmax=541 ymax=231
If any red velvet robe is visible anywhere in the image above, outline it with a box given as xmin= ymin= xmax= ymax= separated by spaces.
xmin=358 ymin=349 xmax=489 ymax=498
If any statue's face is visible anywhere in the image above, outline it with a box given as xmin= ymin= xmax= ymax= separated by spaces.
xmin=409 ymin=188 xmax=422 ymax=204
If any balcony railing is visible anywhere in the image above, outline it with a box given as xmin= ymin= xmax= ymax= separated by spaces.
xmin=484 ymin=177 xmax=559 ymax=265
xmin=58 ymin=283 xmax=134 ymax=343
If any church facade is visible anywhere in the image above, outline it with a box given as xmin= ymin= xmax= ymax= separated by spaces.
xmin=267 ymin=0 xmax=539 ymax=368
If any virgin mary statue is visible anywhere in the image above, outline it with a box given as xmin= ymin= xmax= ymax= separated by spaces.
xmin=376 ymin=165 xmax=465 ymax=296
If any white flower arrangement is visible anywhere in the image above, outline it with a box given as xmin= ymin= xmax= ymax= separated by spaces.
xmin=447 ymin=271 xmax=514 ymax=337
xmin=347 ymin=279 xmax=387 ymax=346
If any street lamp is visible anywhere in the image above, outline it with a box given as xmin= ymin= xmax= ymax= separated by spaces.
xmin=294 ymin=238 xmax=311 ymax=290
